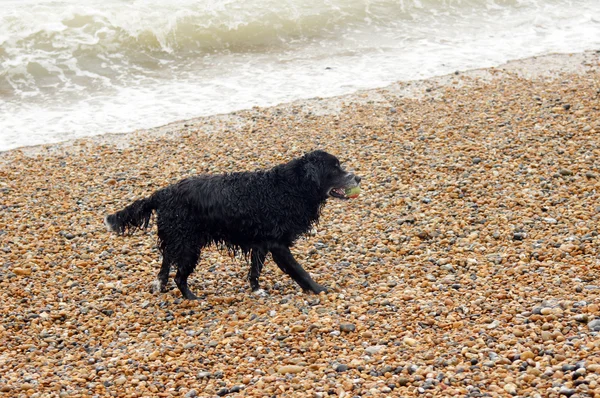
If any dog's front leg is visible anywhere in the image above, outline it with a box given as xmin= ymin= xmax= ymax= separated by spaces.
xmin=249 ymin=248 xmax=268 ymax=295
xmin=271 ymin=244 xmax=327 ymax=294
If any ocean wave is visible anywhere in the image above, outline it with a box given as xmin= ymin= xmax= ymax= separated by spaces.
xmin=0 ymin=0 xmax=393 ymax=97
xmin=1 ymin=0 xmax=599 ymax=150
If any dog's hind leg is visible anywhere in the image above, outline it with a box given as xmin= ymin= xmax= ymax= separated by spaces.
xmin=271 ymin=244 xmax=327 ymax=294
xmin=173 ymin=248 xmax=201 ymax=300
xmin=150 ymin=253 xmax=171 ymax=294
xmin=248 ymin=248 xmax=268 ymax=295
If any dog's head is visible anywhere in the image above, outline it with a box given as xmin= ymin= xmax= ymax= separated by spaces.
xmin=302 ymin=150 xmax=361 ymax=200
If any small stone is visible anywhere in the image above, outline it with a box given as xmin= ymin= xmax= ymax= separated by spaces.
xmin=559 ymin=387 xmax=576 ymax=397
xmin=290 ymin=325 xmax=305 ymax=333
xmin=13 ymin=268 xmax=32 ymax=276
xmin=521 ymin=351 xmax=535 ymax=360
xmin=416 ymin=230 xmax=431 ymax=240
xmin=440 ymin=264 xmax=455 ymax=272
xmin=114 ymin=376 xmax=127 ymax=385
xmin=365 ymin=345 xmax=385 ymax=355
xmin=559 ymin=169 xmax=574 ymax=176
xmin=573 ymin=314 xmax=588 ymax=323
xmin=184 ymin=389 xmax=197 ymax=398
xmin=197 ymin=371 xmax=211 ymax=379
xmin=540 ymin=308 xmax=552 ymax=315
xmin=541 ymin=331 xmax=552 ymax=341
xmin=513 ymin=232 xmax=526 ymax=241
xmin=398 ymin=377 xmax=409 ymax=386
xmin=504 ymin=383 xmax=517 ymax=395
xmin=403 ymin=337 xmax=417 ymax=347
xmin=587 ymin=319 xmax=600 ymax=332
xmin=216 ymin=388 xmax=229 ymax=396
xmin=487 ymin=320 xmax=499 ymax=329
xmin=278 ymin=365 xmax=304 ymax=374
xmin=333 ymin=364 xmax=349 ymax=372
xmin=339 ymin=323 xmax=356 ymax=332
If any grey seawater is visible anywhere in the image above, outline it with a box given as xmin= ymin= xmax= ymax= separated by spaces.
xmin=1 ymin=0 xmax=599 ymax=151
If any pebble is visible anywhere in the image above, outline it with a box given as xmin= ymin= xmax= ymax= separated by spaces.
xmin=513 ymin=232 xmax=526 ymax=241
xmin=487 ymin=320 xmax=499 ymax=329
xmin=559 ymin=387 xmax=576 ymax=397
xmin=12 ymin=268 xmax=32 ymax=276
xmin=587 ymin=319 xmax=600 ymax=332
xmin=440 ymin=264 xmax=455 ymax=272
xmin=333 ymin=364 xmax=349 ymax=373
xmin=503 ymin=383 xmax=517 ymax=395
xmin=559 ymin=169 xmax=574 ymax=176
xmin=573 ymin=314 xmax=588 ymax=323
xmin=365 ymin=345 xmax=385 ymax=355
xmin=278 ymin=365 xmax=304 ymax=374
xmin=521 ymin=351 xmax=536 ymax=360
xmin=339 ymin=323 xmax=356 ymax=332
xmin=114 ymin=376 xmax=127 ymax=385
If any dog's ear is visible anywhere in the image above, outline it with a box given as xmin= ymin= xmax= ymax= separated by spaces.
xmin=304 ymin=161 xmax=321 ymax=186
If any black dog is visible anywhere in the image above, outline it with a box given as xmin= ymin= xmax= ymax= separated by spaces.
xmin=104 ymin=150 xmax=361 ymax=299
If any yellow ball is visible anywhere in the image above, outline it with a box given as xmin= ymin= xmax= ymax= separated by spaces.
xmin=345 ymin=186 xmax=361 ymax=198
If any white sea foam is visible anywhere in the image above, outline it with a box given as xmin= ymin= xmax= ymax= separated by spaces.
xmin=1 ymin=0 xmax=599 ymax=150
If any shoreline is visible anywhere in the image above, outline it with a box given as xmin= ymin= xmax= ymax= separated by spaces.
xmin=2 ymin=50 xmax=598 ymax=163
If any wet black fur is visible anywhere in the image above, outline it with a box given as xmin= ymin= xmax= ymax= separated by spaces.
xmin=105 ymin=150 xmax=360 ymax=299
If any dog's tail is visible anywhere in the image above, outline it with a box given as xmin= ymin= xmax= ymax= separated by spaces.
xmin=104 ymin=195 xmax=156 ymax=235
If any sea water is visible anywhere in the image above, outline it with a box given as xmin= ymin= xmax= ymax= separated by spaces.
xmin=1 ymin=0 xmax=599 ymax=151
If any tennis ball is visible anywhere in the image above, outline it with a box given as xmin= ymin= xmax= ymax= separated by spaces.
xmin=345 ymin=186 xmax=361 ymax=198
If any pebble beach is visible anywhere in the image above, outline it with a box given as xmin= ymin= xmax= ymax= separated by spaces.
xmin=1 ymin=52 xmax=600 ymax=397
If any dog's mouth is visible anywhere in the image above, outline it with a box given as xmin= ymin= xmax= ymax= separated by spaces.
xmin=329 ymin=187 xmax=348 ymax=199
xmin=328 ymin=184 xmax=359 ymax=200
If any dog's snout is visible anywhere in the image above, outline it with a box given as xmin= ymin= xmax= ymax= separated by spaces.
xmin=345 ymin=172 xmax=361 ymax=185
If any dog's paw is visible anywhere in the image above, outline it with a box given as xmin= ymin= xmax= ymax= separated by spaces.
xmin=312 ymin=284 xmax=328 ymax=294
xmin=104 ymin=215 xmax=116 ymax=233
xmin=149 ymin=279 xmax=164 ymax=294
xmin=252 ymin=288 xmax=269 ymax=298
